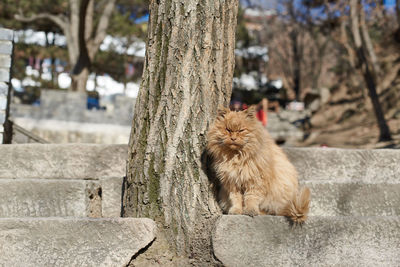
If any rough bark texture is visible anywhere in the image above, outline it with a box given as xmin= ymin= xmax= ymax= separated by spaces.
xmin=122 ymin=0 xmax=238 ymax=264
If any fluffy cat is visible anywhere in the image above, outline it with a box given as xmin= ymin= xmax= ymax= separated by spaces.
xmin=207 ymin=106 xmax=310 ymax=223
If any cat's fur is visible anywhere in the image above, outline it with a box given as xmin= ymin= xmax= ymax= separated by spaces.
xmin=207 ymin=106 xmax=310 ymax=223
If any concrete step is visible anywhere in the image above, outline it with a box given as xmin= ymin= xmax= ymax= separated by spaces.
xmin=0 ymin=144 xmax=126 ymax=218
xmin=3 ymin=178 xmax=397 ymax=218
xmin=285 ymin=148 xmax=400 ymax=183
xmin=213 ymin=215 xmax=400 ymax=266
xmin=0 ymin=177 xmax=123 ymax=218
xmin=0 ymin=144 xmax=127 ymax=179
xmin=0 ymin=179 xmax=98 ymax=217
xmin=305 ymin=181 xmax=400 ymax=216
xmin=0 ymin=217 xmax=156 ymax=267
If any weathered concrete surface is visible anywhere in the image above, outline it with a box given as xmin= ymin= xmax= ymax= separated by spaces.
xmin=0 ymin=217 xmax=156 ymax=267
xmin=12 ymin=117 xmax=131 ymax=144
xmin=0 ymin=179 xmax=101 ymax=217
xmin=284 ymin=148 xmax=400 ymax=183
xmin=213 ymin=215 xmax=400 ymax=267
xmin=101 ymin=177 xmax=123 ymax=217
xmin=305 ymin=181 xmax=400 ymax=216
xmin=11 ymin=90 xmax=136 ymax=127
xmin=3 ymin=178 xmax=397 ymax=218
xmin=0 ymin=67 xmax=9 ymax=82
xmin=39 ymin=91 xmax=86 ymax=121
xmin=0 ymin=144 xmax=128 ymax=179
xmin=0 ymin=40 xmax=13 ymax=54
xmin=0 ymin=28 xmax=12 ymax=143
xmin=0 ymin=28 xmax=13 ymax=41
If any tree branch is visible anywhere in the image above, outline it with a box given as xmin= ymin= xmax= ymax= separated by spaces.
xmin=69 ymin=0 xmax=80 ymax=43
xmin=85 ymin=0 xmax=94 ymax=41
xmin=72 ymin=0 xmax=91 ymax=75
xmin=359 ymin=5 xmax=380 ymax=76
xmin=90 ymin=0 xmax=117 ymax=55
xmin=14 ymin=10 xmax=67 ymax=31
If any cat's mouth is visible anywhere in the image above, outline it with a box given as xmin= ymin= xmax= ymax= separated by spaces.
xmin=227 ymin=143 xmax=243 ymax=150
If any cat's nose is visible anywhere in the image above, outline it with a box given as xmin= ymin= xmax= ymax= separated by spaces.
xmin=231 ymin=137 xmax=236 ymax=141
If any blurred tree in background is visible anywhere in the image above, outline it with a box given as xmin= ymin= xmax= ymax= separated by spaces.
xmin=259 ymin=0 xmax=397 ymax=142
xmin=0 ymin=0 xmax=149 ymax=92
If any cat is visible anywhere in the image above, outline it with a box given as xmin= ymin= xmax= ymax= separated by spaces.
xmin=206 ymin=106 xmax=310 ymax=223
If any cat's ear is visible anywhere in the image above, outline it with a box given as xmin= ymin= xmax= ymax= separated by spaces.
xmin=244 ymin=105 xmax=257 ymax=118
xmin=217 ymin=106 xmax=230 ymax=118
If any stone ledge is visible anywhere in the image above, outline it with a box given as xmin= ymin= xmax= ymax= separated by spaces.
xmin=0 ymin=28 xmax=13 ymax=41
xmin=304 ymin=181 xmax=400 ymax=216
xmin=0 ymin=177 xmax=124 ymax=218
xmin=0 ymin=144 xmax=128 ymax=179
xmin=284 ymin=148 xmax=400 ymax=183
xmin=0 ymin=217 xmax=156 ymax=267
xmin=0 ymin=179 xmax=97 ymax=217
xmin=0 ymin=110 xmax=5 ymax=124
xmin=213 ymin=215 xmax=400 ymax=267
xmin=0 ymin=67 xmax=9 ymax=82
xmin=11 ymin=117 xmax=131 ymax=144
xmin=0 ymin=54 xmax=11 ymax=68
xmin=101 ymin=177 xmax=123 ymax=217
xmin=0 ymin=40 xmax=13 ymax=55
xmin=0 ymin=94 xmax=7 ymax=109
xmin=0 ymin=81 xmax=8 ymax=94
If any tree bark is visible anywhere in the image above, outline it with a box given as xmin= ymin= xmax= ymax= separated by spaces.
xmin=359 ymin=6 xmax=380 ymax=77
xmin=71 ymin=0 xmax=91 ymax=91
xmin=350 ymin=0 xmax=391 ymax=141
xmin=290 ymin=29 xmax=302 ymax=100
xmin=122 ymin=0 xmax=239 ymax=263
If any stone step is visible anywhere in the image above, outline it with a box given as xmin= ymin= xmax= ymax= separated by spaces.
xmin=0 ymin=177 xmax=123 ymax=218
xmin=284 ymin=148 xmax=400 ymax=183
xmin=0 ymin=179 xmax=97 ymax=217
xmin=0 ymin=144 xmax=127 ymax=179
xmin=2 ymin=179 xmax=397 ymax=218
xmin=213 ymin=215 xmax=400 ymax=267
xmin=304 ymin=181 xmax=400 ymax=216
xmin=0 ymin=217 xmax=156 ymax=267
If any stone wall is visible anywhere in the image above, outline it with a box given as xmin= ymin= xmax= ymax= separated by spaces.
xmin=10 ymin=90 xmax=136 ymax=144
xmin=0 ymin=28 xmax=13 ymax=144
xmin=11 ymin=90 xmax=136 ymax=125
xmin=13 ymin=117 xmax=131 ymax=144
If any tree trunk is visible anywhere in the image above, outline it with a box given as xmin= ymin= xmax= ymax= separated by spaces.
xmin=71 ymin=67 xmax=90 ymax=93
xmin=71 ymin=0 xmax=90 ymax=92
xmin=122 ymin=0 xmax=238 ymax=264
xmin=291 ymin=29 xmax=301 ymax=101
xmin=350 ymin=0 xmax=392 ymax=142
xmin=359 ymin=6 xmax=380 ymax=78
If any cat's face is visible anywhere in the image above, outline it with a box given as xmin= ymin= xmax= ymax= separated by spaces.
xmin=208 ymin=106 xmax=258 ymax=152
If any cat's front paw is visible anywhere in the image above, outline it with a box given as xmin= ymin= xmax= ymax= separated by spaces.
xmin=228 ymin=207 xmax=242 ymax=215
xmin=243 ymin=209 xmax=259 ymax=217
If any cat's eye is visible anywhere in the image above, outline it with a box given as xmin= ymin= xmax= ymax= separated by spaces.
xmin=239 ymin=129 xmax=245 ymax=132
xmin=226 ymin=128 xmax=231 ymax=133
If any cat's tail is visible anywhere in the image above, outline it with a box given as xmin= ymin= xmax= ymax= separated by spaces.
xmin=283 ymin=187 xmax=311 ymax=224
